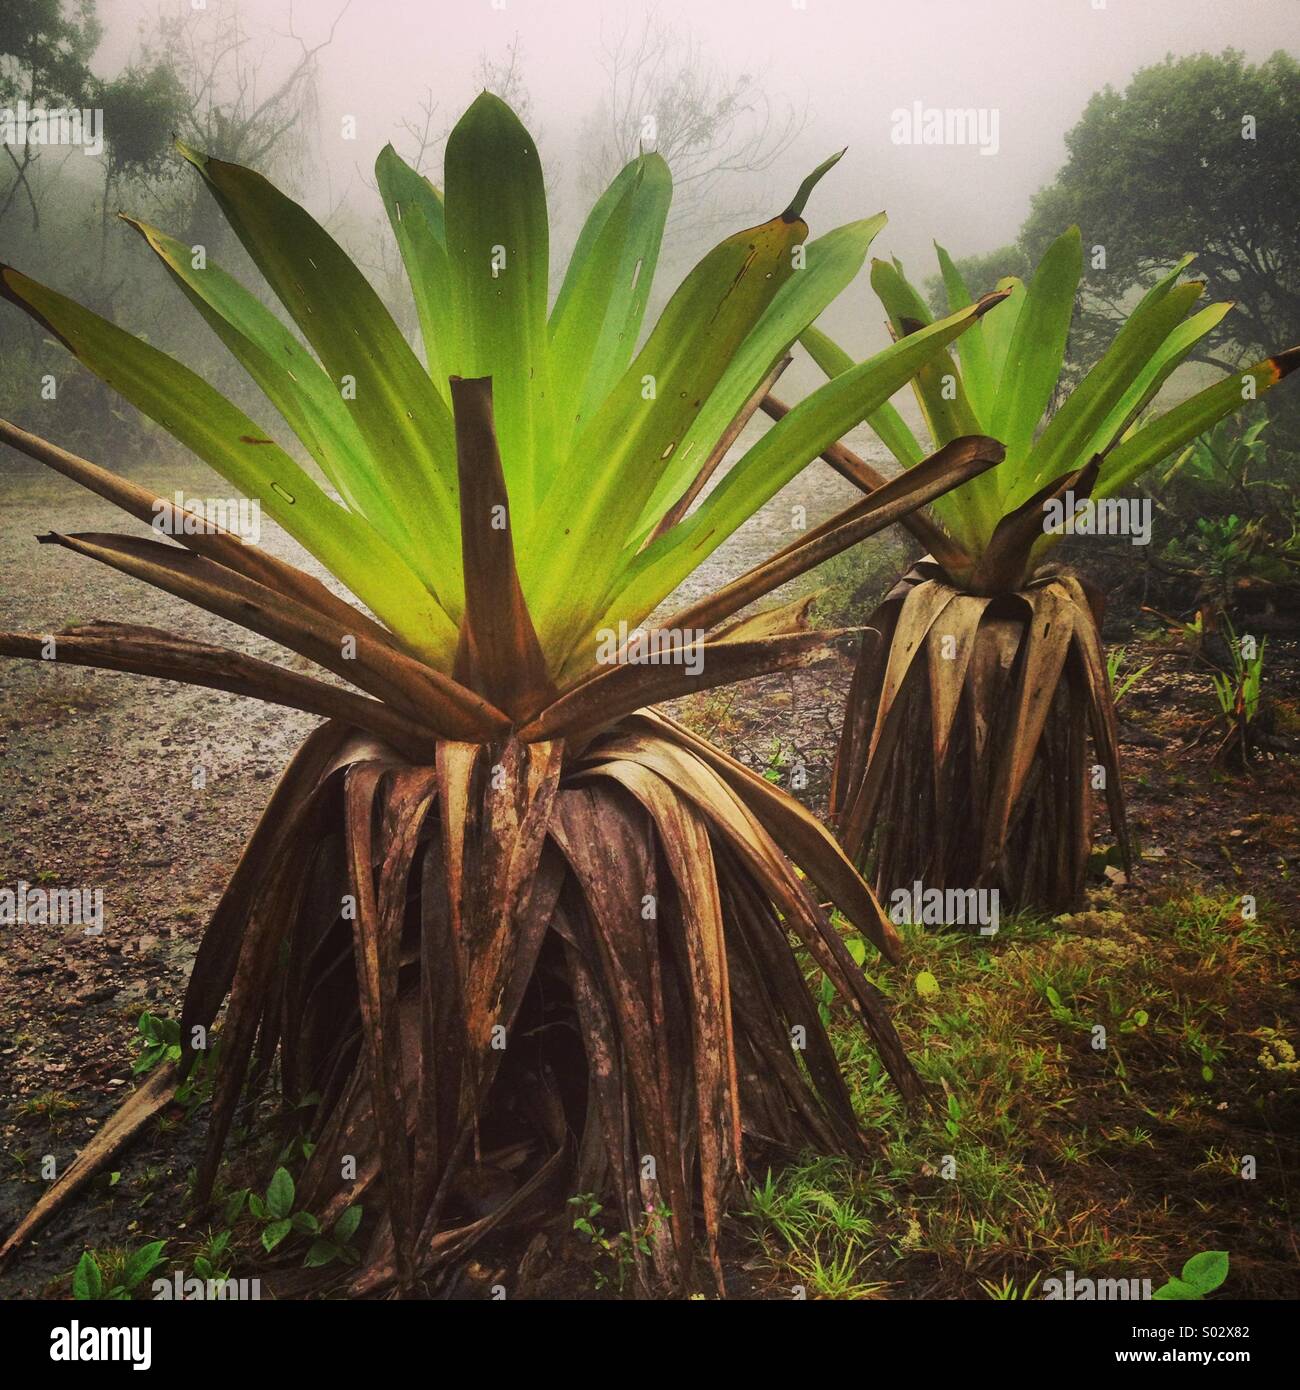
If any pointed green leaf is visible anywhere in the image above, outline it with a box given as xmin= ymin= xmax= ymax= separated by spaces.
xmin=122 ymin=1239 xmax=166 ymax=1289
xmin=266 ymin=1166 xmax=295 ymax=1220
xmin=980 ymin=274 xmax=1025 ymax=389
xmin=73 ymin=1251 xmax=102 ymax=1300
xmin=444 ymin=92 xmax=555 ymax=514
xmin=1019 ymin=279 xmax=1207 ymax=503
xmin=872 ymin=257 xmax=983 ymax=445
xmin=525 ymin=185 xmax=817 ymax=657
xmin=800 ymin=323 xmax=855 ymax=378
xmin=803 ymin=328 xmax=984 ymax=554
xmin=801 ymin=323 xmax=924 ymax=468
xmin=549 ymin=153 xmax=672 ymax=455
xmin=333 ymin=1205 xmax=363 ymax=1243
xmin=1181 ymin=1250 xmax=1228 ymax=1293
xmin=177 ymin=142 xmax=463 ymax=617
xmin=1152 ymin=1277 xmax=1201 ymax=1301
xmin=375 ymin=143 xmax=456 ymax=400
xmin=872 ymin=257 xmax=997 ymax=534
xmin=871 ymin=255 xmax=933 ymax=329
xmin=1131 ymin=252 xmax=1198 ymax=317
xmin=122 ymin=216 xmax=429 ymax=581
xmin=936 ymin=242 xmax=994 ymax=420
xmin=1096 ymin=351 xmax=1298 ymax=500
xmin=587 ymin=296 xmax=1001 ymax=661
xmin=782 ymin=148 xmax=846 ymax=220
xmin=989 ymin=227 xmax=1081 ymax=470
xmin=262 ymin=1218 xmax=292 ymax=1253
xmin=1079 ymin=301 xmax=1232 ymax=464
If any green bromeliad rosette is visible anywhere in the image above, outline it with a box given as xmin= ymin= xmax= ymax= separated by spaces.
xmin=801 ymin=227 xmax=1297 ymax=912
xmin=0 ymin=93 xmax=1006 ymax=1295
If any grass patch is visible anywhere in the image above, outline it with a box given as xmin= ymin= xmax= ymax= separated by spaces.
xmin=16 ymin=1090 xmax=81 ymax=1127
xmin=741 ymin=890 xmax=1298 ymax=1299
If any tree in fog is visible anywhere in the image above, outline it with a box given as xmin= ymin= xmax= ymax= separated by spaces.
xmin=577 ymin=8 xmax=803 ymax=232
xmin=0 ymin=1 xmax=349 ymax=456
xmin=1021 ymin=49 xmax=1300 ymax=369
xmin=0 ymin=0 xmax=101 ymax=227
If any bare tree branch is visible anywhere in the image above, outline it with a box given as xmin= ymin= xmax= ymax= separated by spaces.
xmin=580 ymin=6 xmax=805 ymax=232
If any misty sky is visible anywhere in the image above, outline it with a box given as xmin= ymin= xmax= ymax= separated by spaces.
xmin=92 ymin=0 xmax=1298 ymax=356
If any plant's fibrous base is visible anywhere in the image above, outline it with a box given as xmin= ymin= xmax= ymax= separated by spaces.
xmin=832 ymin=562 xmax=1131 ymax=915
xmin=6 ymin=713 xmax=919 ymax=1298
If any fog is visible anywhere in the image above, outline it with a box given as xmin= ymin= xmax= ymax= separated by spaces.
xmin=37 ymin=0 xmax=1300 ymax=367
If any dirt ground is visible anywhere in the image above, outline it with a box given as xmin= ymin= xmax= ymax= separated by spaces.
xmin=0 ymin=434 xmax=1296 ymax=1299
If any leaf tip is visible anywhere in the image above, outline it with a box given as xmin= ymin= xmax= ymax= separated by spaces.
xmin=174 ymin=139 xmax=207 ymax=171
xmin=782 ymin=148 xmax=845 ymax=222
xmin=973 ymin=288 xmax=1010 ymax=318
xmin=116 ymin=212 xmax=153 ymax=244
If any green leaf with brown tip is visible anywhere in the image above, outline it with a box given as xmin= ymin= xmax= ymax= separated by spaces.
xmin=1096 ymin=351 xmax=1299 ymax=501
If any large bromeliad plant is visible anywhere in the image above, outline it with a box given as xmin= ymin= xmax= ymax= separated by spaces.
xmin=800 ymin=227 xmax=1297 ymax=912
xmin=0 ymin=94 xmax=1006 ymax=1294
